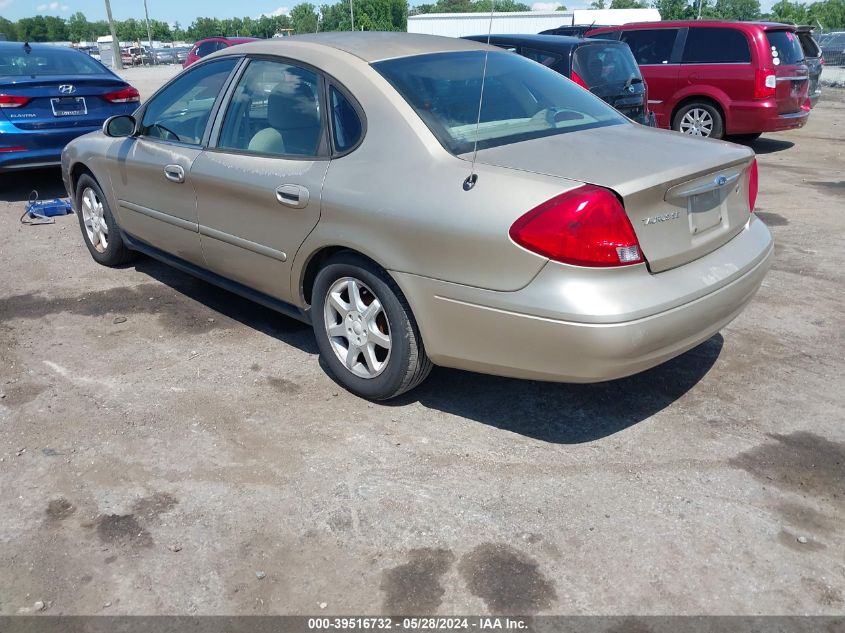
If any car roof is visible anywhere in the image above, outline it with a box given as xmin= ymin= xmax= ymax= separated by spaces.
xmin=591 ymin=20 xmax=798 ymax=32
xmin=465 ymin=33 xmax=624 ymax=50
xmin=237 ymin=32 xmax=492 ymax=63
xmin=0 ymin=41 xmax=86 ymax=53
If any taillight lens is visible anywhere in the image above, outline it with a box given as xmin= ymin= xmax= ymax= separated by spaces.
xmin=103 ymin=86 xmax=140 ymax=103
xmin=754 ymin=70 xmax=776 ymax=99
xmin=570 ymin=71 xmax=589 ymax=90
xmin=509 ymin=185 xmax=644 ymax=267
xmin=0 ymin=94 xmax=31 ymax=108
xmin=748 ymin=158 xmax=758 ymax=213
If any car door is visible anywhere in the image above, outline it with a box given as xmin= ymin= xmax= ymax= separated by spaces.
xmin=619 ymin=28 xmax=683 ymax=128
xmin=107 ymin=58 xmax=239 ymax=264
xmin=190 ymin=58 xmax=330 ymax=302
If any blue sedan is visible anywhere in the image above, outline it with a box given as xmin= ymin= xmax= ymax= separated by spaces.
xmin=1 ymin=41 xmax=140 ymax=172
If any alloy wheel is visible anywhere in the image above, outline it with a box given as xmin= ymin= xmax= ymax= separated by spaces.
xmin=323 ymin=277 xmax=392 ymax=379
xmin=80 ymin=186 xmax=108 ymax=253
xmin=679 ymin=108 xmax=714 ymax=137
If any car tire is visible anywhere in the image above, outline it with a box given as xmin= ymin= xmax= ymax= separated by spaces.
xmin=75 ymin=173 xmax=136 ymax=267
xmin=728 ymin=133 xmax=762 ymax=144
xmin=312 ymin=252 xmax=432 ymax=400
xmin=673 ymin=102 xmax=724 ymax=139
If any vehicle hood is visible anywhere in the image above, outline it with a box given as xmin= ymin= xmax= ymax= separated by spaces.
xmin=465 ymin=122 xmax=753 ymax=198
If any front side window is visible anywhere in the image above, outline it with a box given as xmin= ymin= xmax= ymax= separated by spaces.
xmin=682 ymin=28 xmax=751 ymax=64
xmin=621 ymin=29 xmax=679 ymax=65
xmin=140 ymin=58 xmax=237 ymax=145
xmin=374 ymin=50 xmax=626 ymax=155
xmin=218 ymin=59 xmax=324 ymax=157
xmin=767 ymin=30 xmax=805 ymax=65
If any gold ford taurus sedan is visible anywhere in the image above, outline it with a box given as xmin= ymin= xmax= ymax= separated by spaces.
xmin=61 ymin=33 xmax=773 ymax=400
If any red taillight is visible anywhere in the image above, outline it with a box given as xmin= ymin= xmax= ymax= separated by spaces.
xmin=753 ymin=70 xmax=776 ymax=99
xmin=509 ymin=185 xmax=644 ymax=267
xmin=748 ymin=158 xmax=758 ymax=213
xmin=570 ymin=71 xmax=589 ymax=90
xmin=103 ymin=86 xmax=140 ymax=103
xmin=0 ymin=94 xmax=31 ymax=108
xmin=0 ymin=146 xmax=27 ymax=152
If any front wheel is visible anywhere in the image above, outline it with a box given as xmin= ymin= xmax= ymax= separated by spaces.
xmin=75 ymin=173 xmax=136 ymax=267
xmin=312 ymin=253 xmax=432 ymax=400
xmin=673 ymin=102 xmax=724 ymax=139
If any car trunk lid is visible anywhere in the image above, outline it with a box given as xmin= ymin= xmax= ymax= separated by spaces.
xmin=766 ymin=29 xmax=810 ymax=114
xmin=466 ymin=124 xmax=755 ymax=273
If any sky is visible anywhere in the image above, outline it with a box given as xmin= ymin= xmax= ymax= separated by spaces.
xmin=0 ymin=0 xmax=778 ymax=24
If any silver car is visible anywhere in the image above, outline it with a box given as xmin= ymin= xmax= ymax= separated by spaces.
xmin=61 ymin=33 xmax=773 ymax=400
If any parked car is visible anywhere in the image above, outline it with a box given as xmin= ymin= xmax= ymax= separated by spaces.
xmin=539 ymin=25 xmax=611 ymax=37
xmin=120 ymin=48 xmax=133 ymax=65
xmin=588 ymin=21 xmax=810 ymax=141
xmin=182 ymin=37 xmax=259 ymax=68
xmin=173 ymin=46 xmax=190 ymax=64
xmin=0 ymin=41 xmax=140 ymax=173
xmin=152 ymin=48 xmax=176 ymax=64
xmin=820 ymin=31 xmax=845 ymax=66
xmin=61 ymin=33 xmax=772 ymax=400
xmin=796 ymin=26 xmax=823 ymax=107
xmin=464 ymin=34 xmax=654 ymax=126
xmin=129 ymin=46 xmax=153 ymax=65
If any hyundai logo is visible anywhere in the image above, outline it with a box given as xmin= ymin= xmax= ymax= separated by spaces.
xmin=59 ymin=84 xmax=76 ymax=94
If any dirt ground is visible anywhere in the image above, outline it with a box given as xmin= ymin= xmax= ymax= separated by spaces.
xmin=0 ymin=69 xmax=843 ymax=616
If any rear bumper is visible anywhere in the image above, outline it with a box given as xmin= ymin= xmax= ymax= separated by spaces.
xmin=727 ymin=99 xmax=810 ymax=134
xmin=393 ymin=216 xmax=773 ymax=383
xmin=0 ymin=122 xmax=101 ymax=172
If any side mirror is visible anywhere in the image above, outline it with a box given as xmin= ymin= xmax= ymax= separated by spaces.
xmin=103 ymin=115 xmax=136 ymax=138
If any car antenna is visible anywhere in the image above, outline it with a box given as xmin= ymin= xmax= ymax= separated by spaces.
xmin=23 ymin=41 xmax=32 ymax=54
xmin=463 ymin=0 xmax=495 ymax=191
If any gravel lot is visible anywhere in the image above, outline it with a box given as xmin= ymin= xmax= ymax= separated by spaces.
xmin=0 ymin=64 xmax=843 ymax=616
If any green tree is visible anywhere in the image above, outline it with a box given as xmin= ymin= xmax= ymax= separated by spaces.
xmin=291 ymin=3 xmax=320 ymax=33
xmin=17 ymin=16 xmax=49 ymax=42
xmin=0 ymin=17 xmax=18 ymax=41
xmin=44 ymin=15 xmax=69 ymax=41
xmin=651 ymin=0 xmax=694 ymax=20
xmin=172 ymin=21 xmax=186 ymax=40
xmin=67 ymin=12 xmax=90 ymax=42
xmin=808 ymin=0 xmax=845 ymax=27
xmin=713 ymin=0 xmax=761 ymax=19
xmin=610 ymin=0 xmax=647 ymax=7
xmin=590 ymin=0 xmax=606 ymax=8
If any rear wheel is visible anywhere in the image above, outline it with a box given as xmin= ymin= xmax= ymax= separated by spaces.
xmin=75 ymin=173 xmax=136 ymax=267
xmin=673 ymin=102 xmax=724 ymax=139
xmin=312 ymin=253 xmax=432 ymax=400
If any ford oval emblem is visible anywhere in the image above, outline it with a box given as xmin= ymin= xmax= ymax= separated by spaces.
xmin=716 ymin=175 xmax=728 ymax=186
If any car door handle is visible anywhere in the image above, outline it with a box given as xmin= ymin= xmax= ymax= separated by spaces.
xmin=275 ymin=184 xmax=309 ymax=209
xmin=164 ymin=164 xmax=185 ymax=183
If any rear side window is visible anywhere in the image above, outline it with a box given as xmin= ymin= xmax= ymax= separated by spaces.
xmin=620 ymin=29 xmax=678 ymax=65
xmin=0 ymin=47 xmax=108 ymax=76
xmin=329 ymin=86 xmax=362 ymax=153
xmin=767 ymin=30 xmax=805 ymax=65
xmin=572 ymin=43 xmax=641 ymax=87
xmin=374 ymin=50 xmax=625 ymax=155
xmin=196 ymin=40 xmax=221 ymax=58
xmin=520 ymin=47 xmax=563 ymax=69
xmin=682 ymin=28 xmax=751 ymax=63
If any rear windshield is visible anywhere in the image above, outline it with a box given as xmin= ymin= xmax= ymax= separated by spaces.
xmin=0 ymin=46 xmax=108 ymax=77
xmin=797 ymin=32 xmax=821 ymax=57
xmin=767 ymin=30 xmax=805 ymax=65
xmin=374 ymin=50 xmax=626 ymax=155
xmin=572 ymin=43 xmax=641 ymax=88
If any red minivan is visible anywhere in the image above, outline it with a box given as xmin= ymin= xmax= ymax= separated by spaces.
xmin=588 ymin=21 xmax=810 ymax=141
xmin=182 ymin=37 xmax=260 ymax=68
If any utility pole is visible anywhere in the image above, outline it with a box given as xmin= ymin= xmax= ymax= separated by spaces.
xmin=104 ymin=0 xmax=122 ymax=69
xmin=350 ymin=0 xmax=355 ymax=31
xmin=697 ymin=0 xmax=703 ymax=19
xmin=142 ymin=0 xmax=155 ymax=64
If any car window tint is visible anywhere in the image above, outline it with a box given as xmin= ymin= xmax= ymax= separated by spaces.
xmin=196 ymin=40 xmax=219 ymax=58
xmin=0 ymin=47 xmax=108 ymax=76
xmin=374 ymin=50 xmax=625 ymax=155
xmin=682 ymin=28 xmax=750 ymax=63
xmin=620 ymin=29 xmax=678 ymax=65
xmin=766 ymin=30 xmax=805 ymax=65
xmin=218 ymin=59 xmax=323 ymax=157
xmin=572 ymin=43 xmax=641 ymax=87
xmin=797 ymin=32 xmax=820 ymax=57
xmin=140 ymin=58 xmax=237 ymax=145
xmin=329 ymin=85 xmax=362 ymax=153
xmin=520 ymin=47 xmax=563 ymax=68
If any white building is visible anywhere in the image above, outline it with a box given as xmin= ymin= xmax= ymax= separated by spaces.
xmin=407 ymin=8 xmax=660 ymax=37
